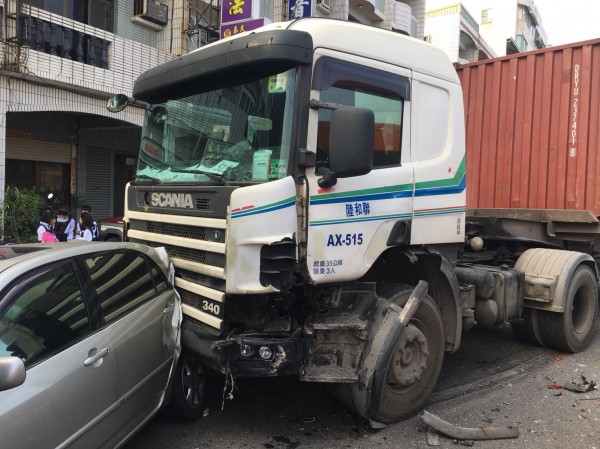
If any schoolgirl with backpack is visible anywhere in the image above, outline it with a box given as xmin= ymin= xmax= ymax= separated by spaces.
xmin=37 ymin=211 xmax=58 ymax=243
xmin=54 ymin=208 xmax=76 ymax=242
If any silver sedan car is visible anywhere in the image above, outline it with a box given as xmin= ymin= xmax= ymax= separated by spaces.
xmin=0 ymin=241 xmax=203 ymax=448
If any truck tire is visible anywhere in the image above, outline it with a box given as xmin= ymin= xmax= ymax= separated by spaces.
xmin=165 ymin=350 xmax=206 ymax=421
xmin=537 ymin=265 xmax=598 ymax=353
xmin=368 ymin=286 xmax=445 ymax=423
xmin=512 ymin=307 xmax=543 ymax=346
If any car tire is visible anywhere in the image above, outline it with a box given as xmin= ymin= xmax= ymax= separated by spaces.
xmin=165 ymin=350 xmax=206 ymax=422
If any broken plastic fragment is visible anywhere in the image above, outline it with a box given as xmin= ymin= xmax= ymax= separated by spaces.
xmin=563 ymin=375 xmax=597 ymax=393
xmin=427 ymin=428 xmax=440 ymax=446
xmin=419 ymin=410 xmax=519 ymax=441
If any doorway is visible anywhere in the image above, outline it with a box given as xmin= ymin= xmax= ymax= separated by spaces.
xmin=113 ymin=154 xmax=137 ymax=217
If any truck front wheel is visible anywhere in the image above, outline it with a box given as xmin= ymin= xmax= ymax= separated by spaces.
xmin=369 ymin=287 xmax=445 ymax=423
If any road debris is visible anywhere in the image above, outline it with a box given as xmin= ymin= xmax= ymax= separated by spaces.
xmin=427 ymin=428 xmax=440 ymax=446
xmin=419 ymin=410 xmax=519 ymax=441
xmin=563 ymin=375 xmax=597 ymax=393
xmin=454 ymin=440 xmax=475 ymax=446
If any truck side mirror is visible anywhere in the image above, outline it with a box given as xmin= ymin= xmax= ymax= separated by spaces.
xmin=318 ymin=106 xmax=374 ymax=188
xmin=106 ymin=94 xmax=129 ymax=113
xmin=329 ymin=106 xmax=374 ymax=177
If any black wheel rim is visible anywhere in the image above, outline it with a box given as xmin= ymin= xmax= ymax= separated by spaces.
xmin=181 ymin=356 xmax=203 ymax=408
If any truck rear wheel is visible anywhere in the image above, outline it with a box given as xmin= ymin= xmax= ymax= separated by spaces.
xmin=368 ymin=286 xmax=445 ymax=423
xmin=537 ymin=265 xmax=597 ymax=353
xmin=512 ymin=307 xmax=543 ymax=346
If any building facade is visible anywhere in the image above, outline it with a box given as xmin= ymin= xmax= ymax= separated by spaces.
xmin=425 ymin=2 xmax=495 ymax=63
xmin=0 ymin=0 xmax=425 ymax=221
xmin=425 ymin=0 xmax=547 ymax=61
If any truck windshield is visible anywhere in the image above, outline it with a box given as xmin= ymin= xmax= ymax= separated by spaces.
xmin=137 ymin=68 xmax=296 ymax=184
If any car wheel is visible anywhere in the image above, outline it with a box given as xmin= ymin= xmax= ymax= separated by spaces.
xmin=166 ymin=350 xmax=205 ymax=422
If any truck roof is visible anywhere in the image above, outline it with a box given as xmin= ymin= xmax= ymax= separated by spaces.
xmin=133 ymin=18 xmax=458 ymax=102
xmin=257 ymin=18 xmax=459 ymax=84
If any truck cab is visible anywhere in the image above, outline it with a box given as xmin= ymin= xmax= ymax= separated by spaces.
xmin=111 ymin=18 xmax=597 ymax=425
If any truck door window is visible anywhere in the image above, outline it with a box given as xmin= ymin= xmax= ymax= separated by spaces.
xmin=313 ymin=57 xmax=408 ymax=173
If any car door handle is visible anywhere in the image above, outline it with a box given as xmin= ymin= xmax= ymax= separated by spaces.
xmin=84 ymin=347 xmax=110 ymax=366
xmin=164 ymin=302 xmax=175 ymax=314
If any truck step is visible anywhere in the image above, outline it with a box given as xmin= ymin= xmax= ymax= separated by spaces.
xmin=301 ymin=366 xmax=358 ymax=383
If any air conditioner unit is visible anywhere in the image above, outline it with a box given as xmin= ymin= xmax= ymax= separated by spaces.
xmin=317 ymin=0 xmax=331 ymax=14
xmin=136 ymin=0 xmax=168 ymax=25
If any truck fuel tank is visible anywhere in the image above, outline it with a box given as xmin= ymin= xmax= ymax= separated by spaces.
xmin=457 ymin=265 xmax=524 ymax=327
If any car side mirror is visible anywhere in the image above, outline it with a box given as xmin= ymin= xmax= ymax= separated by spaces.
xmin=0 ymin=357 xmax=26 ymax=391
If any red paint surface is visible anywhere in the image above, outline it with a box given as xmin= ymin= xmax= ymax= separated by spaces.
xmin=457 ymin=38 xmax=600 ymax=214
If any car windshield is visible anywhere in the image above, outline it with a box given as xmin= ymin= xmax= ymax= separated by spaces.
xmin=136 ymin=68 xmax=296 ymax=184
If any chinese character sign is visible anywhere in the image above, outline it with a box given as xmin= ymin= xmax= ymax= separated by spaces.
xmin=222 ymin=0 xmax=252 ymax=24
xmin=289 ymin=0 xmax=311 ymax=19
xmin=220 ymin=18 xmax=266 ymax=39
xmin=345 ymin=202 xmax=371 ymax=218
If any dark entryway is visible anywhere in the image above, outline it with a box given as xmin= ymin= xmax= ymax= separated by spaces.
xmin=113 ymin=154 xmax=137 ymax=217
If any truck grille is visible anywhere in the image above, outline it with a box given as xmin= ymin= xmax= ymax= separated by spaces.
xmin=127 ymin=214 xmax=227 ymax=330
xmin=148 ymin=222 xmax=211 ymax=240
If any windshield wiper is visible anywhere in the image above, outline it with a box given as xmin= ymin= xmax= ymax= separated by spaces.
xmin=170 ymin=169 xmax=229 ymax=185
xmin=133 ymin=174 xmax=160 ymax=183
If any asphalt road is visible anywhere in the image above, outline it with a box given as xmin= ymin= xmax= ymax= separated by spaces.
xmin=125 ymin=321 xmax=600 ymax=449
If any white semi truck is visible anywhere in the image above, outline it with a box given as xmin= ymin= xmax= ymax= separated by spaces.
xmin=108 ymin=18 xmax=599 ymax=425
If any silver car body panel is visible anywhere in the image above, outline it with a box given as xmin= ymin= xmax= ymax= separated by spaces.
xmin=0 ymin=242 xmax=181 ymax=449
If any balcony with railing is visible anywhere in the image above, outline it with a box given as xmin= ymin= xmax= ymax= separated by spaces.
xmin=2 ymin=0 xmax=174 ymax=96
xmin=392 ymin=1 xmax=417 ymax=36
xmin=11 ymin=1 xmax=112 ymax=69
xmin=18 ymin=13 xmax=110 ymax=69
xmin=350 ymin=0 xmax=385 ymax=22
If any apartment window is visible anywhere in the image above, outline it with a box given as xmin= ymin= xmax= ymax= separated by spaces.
xmin=481 ymin=8 xmax=492 ymax=24
xmin=26 ymin=0 xmax=114 ymax=32
xmin=186 ymin=1 xmax=219 ymax=51
xmin=19 ymin=0 xmax=112 ymax=68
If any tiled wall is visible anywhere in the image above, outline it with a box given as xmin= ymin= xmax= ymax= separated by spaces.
xmin=115 ymin=0 xmax=159 ymax=47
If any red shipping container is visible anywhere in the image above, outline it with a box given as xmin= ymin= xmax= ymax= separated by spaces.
xmin=457 ymin=39 xmax=600 ymax=214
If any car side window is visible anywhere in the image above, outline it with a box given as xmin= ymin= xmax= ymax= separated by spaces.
xmin=0 ymin=263 xmax=89 ymax=367
xmin=84 ymin=252 xmax=167 ymax=324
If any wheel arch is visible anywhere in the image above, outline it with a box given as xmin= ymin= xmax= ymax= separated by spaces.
xmin=365 ymin=247 xmax=462 ymax=352
xmin=515 ymin=248 xmax=598 ymax=313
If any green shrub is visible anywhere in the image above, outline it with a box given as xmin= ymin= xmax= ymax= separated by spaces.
xmin=2 ymin=186 xmax=43 ymax=243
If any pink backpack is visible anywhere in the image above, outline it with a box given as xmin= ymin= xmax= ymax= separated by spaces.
xmin=41 ymin=231 xmax=59 ymax=243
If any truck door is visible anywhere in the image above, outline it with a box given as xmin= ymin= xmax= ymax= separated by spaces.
xmin=305 ymin=52 xmax=413 ymax=284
